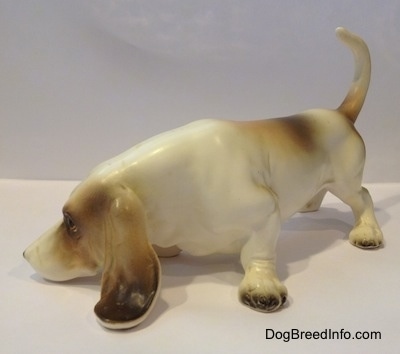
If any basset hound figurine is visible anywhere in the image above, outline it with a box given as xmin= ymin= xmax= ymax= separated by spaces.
xmin=24 ymin=27 xmax=383 ymax=330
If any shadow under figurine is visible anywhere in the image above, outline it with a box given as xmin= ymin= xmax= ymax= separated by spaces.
xmin=24 ymin=27 xmax=383 ymax=330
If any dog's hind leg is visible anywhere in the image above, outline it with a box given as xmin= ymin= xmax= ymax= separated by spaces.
xmin=329 ymin=184 xmax=383 ymax=248
xmin=238 ymin=193 xmax=287 ymax=312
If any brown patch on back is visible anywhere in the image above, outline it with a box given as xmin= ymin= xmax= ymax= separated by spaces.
xmin=236 ymin=114 xmax=316 ymax=152
xmin=276 ymin=115 xmax=316 ymax=151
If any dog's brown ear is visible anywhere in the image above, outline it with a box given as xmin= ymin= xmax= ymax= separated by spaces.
xmin=94 ymin=186 xmax=161 ymax=330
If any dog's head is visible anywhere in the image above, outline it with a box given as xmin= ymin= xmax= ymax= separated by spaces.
xmin=23 ymin=179 xmax=161 ymax=329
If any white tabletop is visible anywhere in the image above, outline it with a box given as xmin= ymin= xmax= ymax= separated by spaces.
xmin=1 ymin=180 xmax=398 ymax=353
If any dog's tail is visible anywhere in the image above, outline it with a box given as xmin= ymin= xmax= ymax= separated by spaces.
xmin=336 ymin=27 xmax=371 ymax=124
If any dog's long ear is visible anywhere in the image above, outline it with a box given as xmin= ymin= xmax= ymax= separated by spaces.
xmin=94 ymin=185 xmax=161 ymax=330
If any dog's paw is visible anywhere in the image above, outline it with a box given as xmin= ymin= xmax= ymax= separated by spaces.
xmin=239 ymin=265 xmax=287 ymax=312
xmin=349 ymin=224 xmax=383 ymax=249
xmin=239 ymin=286 xmax=287 ymax=312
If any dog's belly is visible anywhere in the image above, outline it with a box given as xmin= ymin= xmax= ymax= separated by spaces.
xmin=144 ymin=168 xmax=326 ymax=256
xmin=145 ymin=182 xmax=284 ymax=256
xmin=148 ymin=216 xmax=252 ymax=256
xmin=176 ymin=228 xmax=249 ymax=256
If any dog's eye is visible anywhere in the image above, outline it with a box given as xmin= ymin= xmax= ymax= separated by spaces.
xmin=63 ymin=213 xmax=78 ymax=234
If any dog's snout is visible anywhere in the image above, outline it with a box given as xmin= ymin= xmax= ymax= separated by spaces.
xmin=23 ymin=243 xmax=35 ymax=262
xmin=22 ymin=248 xmax=32 ymax=261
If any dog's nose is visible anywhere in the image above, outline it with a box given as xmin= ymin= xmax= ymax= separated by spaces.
xmin=23 ymin=248 xmax=32 ymax=261
xmin=22 ymin=249 xmax=29 ymax=259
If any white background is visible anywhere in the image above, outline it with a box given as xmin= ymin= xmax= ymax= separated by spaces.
xmin=1 ymin=0 xmax=399 ymax=181
xmin=1 ymin=2 xmax=400 ymax=352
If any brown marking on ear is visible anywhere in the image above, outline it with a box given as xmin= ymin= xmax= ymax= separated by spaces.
xmin=59 ymin=180 xmax=113 ymax=272
xmin=64 ymin=179 xmax=111 ymax=220
xmin=94 ymin=185 xmax=161 ymax=329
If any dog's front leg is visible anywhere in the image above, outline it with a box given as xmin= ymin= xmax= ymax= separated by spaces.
xmin=239 ymin=203 xmax=287 ymax=312
xmin=299 ymin=189 xmax=327 ymax=213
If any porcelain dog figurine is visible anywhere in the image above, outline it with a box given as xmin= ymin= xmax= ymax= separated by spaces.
xmin=24 ymin=27 xmax=383 ymax=330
